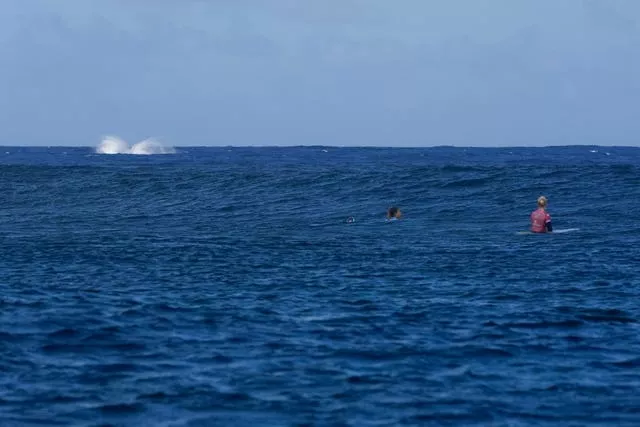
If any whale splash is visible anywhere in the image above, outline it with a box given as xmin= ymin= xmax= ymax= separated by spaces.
xmin=96 ymin=136 xmax=176 ymax=155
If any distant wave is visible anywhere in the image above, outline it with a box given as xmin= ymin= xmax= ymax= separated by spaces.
xmin=96 ymin=136 xmax=176 ymax=155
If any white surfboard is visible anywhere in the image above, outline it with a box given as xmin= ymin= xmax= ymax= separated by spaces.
xmin=516 ymin=228 xmax=579 ymax=235
xmin=552 ymin=228 xmax=580 ymax=233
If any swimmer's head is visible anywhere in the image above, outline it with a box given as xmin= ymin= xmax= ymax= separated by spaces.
xmin=537 ymin=196 xmax=548 ymax=208
xmin=387 ymin=206 xmax=402 ymax=219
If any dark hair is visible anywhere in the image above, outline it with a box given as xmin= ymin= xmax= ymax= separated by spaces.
xmin=387 ymin=207 xmax=399 ymax=217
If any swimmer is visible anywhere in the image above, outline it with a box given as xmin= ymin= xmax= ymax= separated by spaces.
xmin=530 ymin=196 xmax=552 ymax=233
xmin=386 ymin=206 xmax=402 ymax=220
xmin=346 ymin=216 xmax=355 ymax=223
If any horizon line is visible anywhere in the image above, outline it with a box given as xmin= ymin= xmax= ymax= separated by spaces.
xmin=1 ymin=144 xmax=639 ymax=149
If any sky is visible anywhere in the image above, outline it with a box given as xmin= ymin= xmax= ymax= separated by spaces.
xmin=1 ymin=0 xmax=639 ymax=147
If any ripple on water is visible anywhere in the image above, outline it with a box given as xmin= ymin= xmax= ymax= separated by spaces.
xmin=1 ymin=147 xmax=640 ymax=425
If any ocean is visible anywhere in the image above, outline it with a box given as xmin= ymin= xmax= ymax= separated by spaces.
xmin=1 ymin=145 xmax=639 ymax=426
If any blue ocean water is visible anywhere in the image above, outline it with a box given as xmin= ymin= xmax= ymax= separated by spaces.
xmin=1 ymin=145 xmax=639 ymax=427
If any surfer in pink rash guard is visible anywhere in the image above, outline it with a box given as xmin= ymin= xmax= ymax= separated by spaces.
xmin=530 ymin=196 xmax=552 ymax=233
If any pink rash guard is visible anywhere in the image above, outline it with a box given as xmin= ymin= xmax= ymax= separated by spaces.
xmin=530 ymin=208 xmax=551 ymax=233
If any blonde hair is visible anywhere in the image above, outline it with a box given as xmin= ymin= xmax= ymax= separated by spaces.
xmin=537 ymin=196 xmax=548 ymax=208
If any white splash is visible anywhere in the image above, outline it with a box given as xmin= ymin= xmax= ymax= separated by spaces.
xmin=97 ymin=136 xmax=129 ymax=154
xmin=96 ymin=136 xmax=176 ymax=155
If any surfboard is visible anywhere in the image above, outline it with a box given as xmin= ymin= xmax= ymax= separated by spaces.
xmin=516 ymin=228 xmax=579 ymax=235
xmin=552 ymin=228 xmax=580 ymax=233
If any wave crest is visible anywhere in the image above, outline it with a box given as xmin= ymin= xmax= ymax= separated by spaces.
xmin=96 ymin=136 xmax=176 ymax=155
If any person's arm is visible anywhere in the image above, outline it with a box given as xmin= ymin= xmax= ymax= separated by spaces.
xmin=544 ymin=212 xmax=552 ymax=232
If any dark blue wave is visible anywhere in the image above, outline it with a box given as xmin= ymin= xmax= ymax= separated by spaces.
xmin=0 ymin=146 xmax=639 ymax=426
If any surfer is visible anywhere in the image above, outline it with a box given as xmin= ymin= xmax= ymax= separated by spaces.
xmin=386 ymin=206 xmax=402 ymax=220
xmin=530 ymin=196 xmax=552 ymax=233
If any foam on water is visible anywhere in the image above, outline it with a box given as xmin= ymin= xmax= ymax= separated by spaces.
xmin=96 ymin=136 xmax=176 ymax=155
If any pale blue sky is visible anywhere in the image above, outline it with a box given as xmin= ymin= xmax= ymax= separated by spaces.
xmin=1 ymin=0 xmax=639 ymax=146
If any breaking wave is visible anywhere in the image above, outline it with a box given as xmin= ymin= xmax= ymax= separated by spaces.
xmin=96 ymin=136 xmax=176 ymax=155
